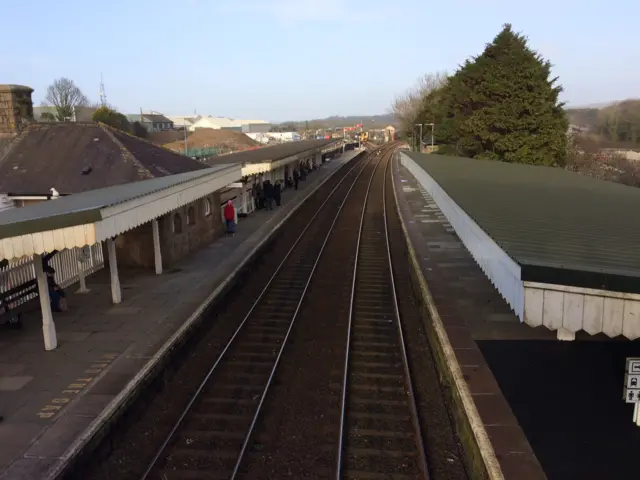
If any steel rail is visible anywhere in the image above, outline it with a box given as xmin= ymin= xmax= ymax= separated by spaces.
xmin=382 ymin=152 xmax=430 ymax=479
xmin=335 ymin=145 xmax=429 ymax=479
xmin=228 ymin=145 xmax=392 ymax=479
xmin=140 ymin=148 xmax=375 ymax=480
xmin=334 ymin=147 xmax=388 ymax=479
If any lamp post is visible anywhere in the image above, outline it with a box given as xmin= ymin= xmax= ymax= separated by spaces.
xmin=425 ymin=123 xmax=434 ymax=151
xmin=414 ymin=123 xmax=423 ymax=152
xmin=183 ymin=121 xmax=188 ymax=156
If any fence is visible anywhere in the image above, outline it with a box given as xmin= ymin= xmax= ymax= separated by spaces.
xmin=0 ymin=243 xmax=105 ymax=309
xmin=185 ymin=146 xmax=218 ymax=158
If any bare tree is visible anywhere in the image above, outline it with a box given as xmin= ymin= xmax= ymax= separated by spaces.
xmin=43 ymin=78 xmax=89 ymax=122
xmin=391 ymin=72 xmax=449 ymax=136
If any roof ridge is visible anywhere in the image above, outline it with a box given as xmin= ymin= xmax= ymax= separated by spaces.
xmin=98 ymin=123 xmax=155 ymax=180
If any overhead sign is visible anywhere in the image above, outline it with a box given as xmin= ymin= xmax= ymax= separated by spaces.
xmin=623 ymin=358 xmax=640 ymax=426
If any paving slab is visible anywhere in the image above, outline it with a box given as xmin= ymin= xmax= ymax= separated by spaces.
xmin=0 ymin=150 xmax=360 ymax=479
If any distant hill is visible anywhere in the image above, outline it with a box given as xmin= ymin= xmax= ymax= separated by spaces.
xmin=281 ymin=114 xmax=398 ymax=130
xmin=566 ymin=107 xmax=601 ymax=128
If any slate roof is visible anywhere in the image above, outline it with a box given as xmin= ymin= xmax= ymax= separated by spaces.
xmin=0 ymin=167 xmax=233 ymax=240
xmin=405 ymin=152 xmax=640 ymax=293
xmin=204 ymin=139 xmax=336 ymax=166
xmin=143 ymin=114 xmax=173 ymax=124
xmin=0 ymin=122 xmax=209 ymax=195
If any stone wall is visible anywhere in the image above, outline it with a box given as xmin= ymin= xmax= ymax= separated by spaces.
xmin=0 ymin=85 xmax=34 ymax=134
xmin=161 ymin=191 xmax=223 ymax=267
xmin=112 ymin=192 xmax=224 ymax=269
xmin=115 ymin=222 xmax=154 ymax=268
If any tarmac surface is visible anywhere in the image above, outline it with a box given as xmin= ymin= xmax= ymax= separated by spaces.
xmin=0 ymin=151 xmax=356 ymax=479
xmin=480 ymin=340 xmax=640 ymax=480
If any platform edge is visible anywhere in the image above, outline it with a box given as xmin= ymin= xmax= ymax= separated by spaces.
xmin=43 ymin=151 xmax=364 ymax=480
xmin=390 ymin=152 xmax=504 ymax=480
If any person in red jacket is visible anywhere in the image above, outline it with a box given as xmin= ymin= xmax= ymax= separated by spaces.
xmin=224 ymin=200 xmax=236 ymax=235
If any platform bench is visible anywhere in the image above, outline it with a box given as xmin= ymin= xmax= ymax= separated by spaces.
xmin=0 ymin=279 xmax=38 ymax=329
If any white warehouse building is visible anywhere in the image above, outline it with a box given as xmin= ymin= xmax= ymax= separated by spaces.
xmin=190 ymin=116 xmax=271 ymax=133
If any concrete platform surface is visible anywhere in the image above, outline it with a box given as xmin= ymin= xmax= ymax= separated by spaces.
xmin=393 ymin=158 xmax=547 ymax=479
xmin=0 ymin=151 xmax=358 ymax=479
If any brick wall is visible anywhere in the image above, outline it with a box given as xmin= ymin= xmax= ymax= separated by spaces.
xmin=112 ymin=192 xmax=224 ymax=269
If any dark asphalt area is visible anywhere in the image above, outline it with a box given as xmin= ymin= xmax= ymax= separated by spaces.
xmin=478 ymin=339 xmax=640 ymax=480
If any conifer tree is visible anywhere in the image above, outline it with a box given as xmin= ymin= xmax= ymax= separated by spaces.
xmin=445 ymin=24 xmax=568 ymax=165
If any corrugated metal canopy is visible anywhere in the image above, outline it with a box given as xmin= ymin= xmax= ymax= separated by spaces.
xmin=205 ymin=139 xmax=337 ymax=166
xmin=406 ymin=152 xmax=640 ymax=282
xmin=0 ymin=165 xmax=235 ymax=239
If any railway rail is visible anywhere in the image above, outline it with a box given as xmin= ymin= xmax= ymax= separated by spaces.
xmin=76 ymin=141 xmax=467 ymax=480
xmin=139 ymin=144 xmax=398 ymax=479
xmin=336 ymin=148 xmax=429 ymax=479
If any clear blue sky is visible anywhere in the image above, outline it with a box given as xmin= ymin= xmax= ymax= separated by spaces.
xmin=0 ymin=0 xmax=637 ymax=122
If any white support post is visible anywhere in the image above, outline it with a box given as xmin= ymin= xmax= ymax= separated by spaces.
xmin=76 ymin=247 xmax=90 ymax=294
xmin=107 ymin=238 xmax=122 ymax=304
xmin=241 ymin=184 xmax=248 ymax=215
xmin=76 ymin=260 xmax=89 ymax=293
xmin=152 ymin=219 xmax=163 ymax=275
xmin=34 ymin=254 xmax=57 ymax=351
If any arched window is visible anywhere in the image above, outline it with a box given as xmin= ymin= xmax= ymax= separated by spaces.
xmin=173 ymin=213 xmax=182 ymax=233
xmin=187 ymin=206 xmax=196 ymax=225
xmin=203 ymin=198 xmax=211 ymax=216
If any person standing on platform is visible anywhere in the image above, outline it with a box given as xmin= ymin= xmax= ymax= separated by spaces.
xmin=274 ymin=181 xmax=282 ymax=207
xmin=224 ymin=200 xmax=236 ymax=235
xmin=252 ymin=182 xmax=259 ymax=210
xmin=257 ymin=182 xmax=264 ymax=210
xmin=264 ymin=180 xmax=274 ymax=210
xmin=293 ymin=168 xmax=300 ymax=190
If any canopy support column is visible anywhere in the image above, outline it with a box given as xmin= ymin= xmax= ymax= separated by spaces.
xmin=76 ymin=247 xmax=90 ymax=294
xmin=152 ymin=219 xmax=163 ymax=275
xmin=107 ymin=238 xmax=122 ymax=304
xmin=34 ymin=254 xmax=57 ymax=351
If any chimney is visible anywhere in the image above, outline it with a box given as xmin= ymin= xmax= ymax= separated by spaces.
xmin=0 ymin=84 xmax=34 ymax=134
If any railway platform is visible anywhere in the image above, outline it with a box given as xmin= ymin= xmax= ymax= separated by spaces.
xmin=392 ymin=157 xmax=547 ymax=479
xmin=0 ymin=149 xmax=361 ymax=480
xmin=393 ymin=151 xmax=640 ymax=479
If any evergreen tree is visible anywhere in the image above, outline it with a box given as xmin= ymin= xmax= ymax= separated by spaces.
xmin=444 ymin=24 xmax=568 ymax=165
xmin=92 ymin=106 xmax=131 ymax=132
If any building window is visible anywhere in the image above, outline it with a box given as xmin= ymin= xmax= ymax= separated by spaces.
xmin=203 ymin=198 xmax=211 ymax=216
xmin=173 ymin=213 xmax=182 ymax=233
xmin=187 ymin=206 xmax=196 ymax=225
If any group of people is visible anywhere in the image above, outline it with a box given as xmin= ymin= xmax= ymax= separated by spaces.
xmin=223 ymin=161 xmax=321 ymax=236
xmin=252 ymin=179 xmax=283 ymax=211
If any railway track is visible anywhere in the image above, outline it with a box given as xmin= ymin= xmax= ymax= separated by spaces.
xmin=139 ymin=144 xmax=399 ymax=480
xmin=227 ymin=145 xmax=429 ymax=480
xmin=76 ymin=142 xmax=469 ymax=480
xmin=337 ymin=150 xmax=429 ymax=479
